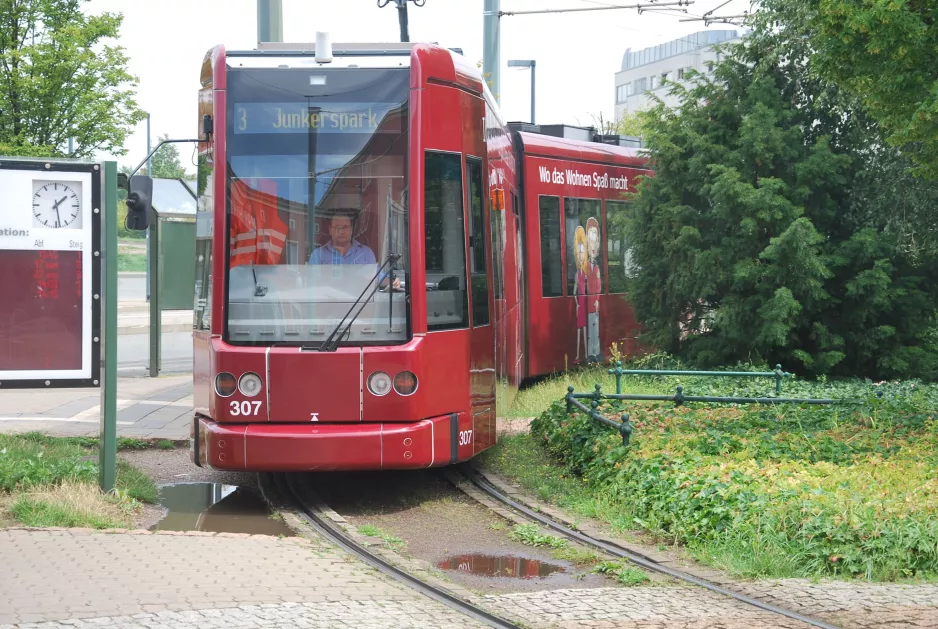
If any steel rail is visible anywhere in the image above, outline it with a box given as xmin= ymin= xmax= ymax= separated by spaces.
xmin=461 ymin=467 xmax=842 ymax=629
xmin=267 ymin=473 xmax=524 ymax=629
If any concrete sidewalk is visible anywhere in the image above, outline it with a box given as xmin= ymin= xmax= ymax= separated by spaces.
xmin=0 ymin=375 xmax=193 ymax=440
xmin=0 ymin=527 xmax=482 ymax=628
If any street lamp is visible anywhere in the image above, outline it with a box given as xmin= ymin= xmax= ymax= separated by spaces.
xmin=507 ymin=59 xmax=536 ymax=124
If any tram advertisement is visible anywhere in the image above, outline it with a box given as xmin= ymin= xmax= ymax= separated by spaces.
xmin=0 ymin=161 xmax=101 ymax=388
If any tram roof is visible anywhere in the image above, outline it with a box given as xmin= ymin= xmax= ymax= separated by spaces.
xmin=514 ymin=130 xmax=649 ymax=169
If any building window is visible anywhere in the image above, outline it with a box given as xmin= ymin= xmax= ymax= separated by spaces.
xmin=466 ymin=156 xmax=489 ymax=326
xmin=424 ymin=151 xmax=469 ymax=331
xmin=285 ymin=240 xmax=298 ymax=264
xmin=650 ymin=75 xmax=659 ymax=90
xmin=634 ymin=77 xmax=647 ymax=94
xmin=539 ymin=196 xmax=563 ymax=297
xmin=677 ymin=68 xmax=685 ymax=80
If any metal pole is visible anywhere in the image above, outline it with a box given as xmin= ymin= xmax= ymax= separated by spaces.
xmin=257 ymin=0 xmax=283 ymax=44
xmin=68 ymin=137 xmax=73 ymax=156
xmin=483 ymin=0 xmax=501 ymax=102
xmin=148 ymin=212 xmax=160 ymax=377
xmin=530 ymin=61 xmax=536 ymax=124
xmin=145 ymin=113 xmax=151 ymax=303
xmin=99 ymin=161 xmax=118 ymax=492
xmin=397 ymin=0 xmax=409 ymax=42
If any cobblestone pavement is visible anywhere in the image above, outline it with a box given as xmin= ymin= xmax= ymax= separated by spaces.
xmin=4 ymin=528 xmax=938 ymax=628
xmin=480 ymin=583 xmax=938 ymax=628
xmin=0 ymin=528 xmax=485 ymax=628
xmin=0 ymin=375 xmax=192 ymax=440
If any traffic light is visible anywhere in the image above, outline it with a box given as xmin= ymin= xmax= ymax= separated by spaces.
xmin=126 ymin=175 xmax=153 ymax=231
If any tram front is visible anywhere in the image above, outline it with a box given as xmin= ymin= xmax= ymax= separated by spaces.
xmin=191 ymin=42 xmax=489 ymax=472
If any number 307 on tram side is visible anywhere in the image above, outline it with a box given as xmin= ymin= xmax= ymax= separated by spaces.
xmin=187 ymin=38 xmax=651 ymax=472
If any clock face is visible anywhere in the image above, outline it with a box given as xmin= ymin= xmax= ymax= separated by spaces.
xmin=32 ymin=181 xmax=82 ymax=229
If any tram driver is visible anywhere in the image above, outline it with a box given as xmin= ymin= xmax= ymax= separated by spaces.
xmin=307 ymin=210 xmax=402 ymax=289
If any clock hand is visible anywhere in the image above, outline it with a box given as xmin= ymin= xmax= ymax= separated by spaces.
xmin=52 ymin=196 xmax=68 ymax=209
xmin=54 ymin=203 xmax=62 ymax=228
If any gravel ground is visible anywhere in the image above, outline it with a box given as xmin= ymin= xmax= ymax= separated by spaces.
xmin=119 ymin=447 xmax=257 ymax=488
xmin=309 ymin=469 xmax=623 ymax=595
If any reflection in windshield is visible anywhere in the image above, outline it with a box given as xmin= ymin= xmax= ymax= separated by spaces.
xmin=225 ymin=68 xmax=410 ymax=345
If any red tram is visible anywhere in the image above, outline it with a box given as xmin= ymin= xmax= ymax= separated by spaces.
xmin=188 ymin=39 xmax=651 ymax=472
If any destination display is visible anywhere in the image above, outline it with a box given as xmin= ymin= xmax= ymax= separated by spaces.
xmin=232 ymin=102 xmax=404 ymax=134
xmin=0 ymin=161 xmax=101 ymax=388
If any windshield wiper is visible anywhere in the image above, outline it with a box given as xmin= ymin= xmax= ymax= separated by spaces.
xmin=252 ymin=267 xmax=268 ymax=297
xmin=318 ymin=252 xmax=400 ymax=352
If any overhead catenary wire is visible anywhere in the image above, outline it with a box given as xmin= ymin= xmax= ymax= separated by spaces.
xmin=499 ymin=1 xmax=694 ymax=16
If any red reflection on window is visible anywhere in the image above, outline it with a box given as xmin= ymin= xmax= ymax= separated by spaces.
xmin=0 ymin=250 xmax=83 ymax=371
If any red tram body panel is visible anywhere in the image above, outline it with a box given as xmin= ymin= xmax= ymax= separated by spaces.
xmin=189 ymin=40 xmax=650 ymax=472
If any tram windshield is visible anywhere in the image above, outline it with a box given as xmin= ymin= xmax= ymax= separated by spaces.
xmin=224 ymin=67 xmax=410 ymax=346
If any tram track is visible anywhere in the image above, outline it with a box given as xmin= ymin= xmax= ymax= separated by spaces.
xmin=262 ymin=472 xmax=526 ymax=629
xmin=451 ymin=464 xmax=843 ymax=629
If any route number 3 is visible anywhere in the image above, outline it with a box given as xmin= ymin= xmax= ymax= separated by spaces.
xmin=458 ymin=430 xmax=473 ymax=446
xmin=230 ymin=400 xmax=262 ymax=416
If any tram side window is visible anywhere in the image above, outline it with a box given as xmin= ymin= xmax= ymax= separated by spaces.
xmin=467 ymin=157 xmax=489 ymax=326
xmin=605 ymin=200 xmax=635 ymax=294
xmin=564 ymin=198 xmax=604 ymax=297
xmin=424 ymin=152 xmax=470 ymax=331
xmin=539 ymin=196 xmax=563 ymax=297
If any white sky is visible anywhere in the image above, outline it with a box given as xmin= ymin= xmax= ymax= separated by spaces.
xmin=86 ymin=0 xmax=750 ymax=169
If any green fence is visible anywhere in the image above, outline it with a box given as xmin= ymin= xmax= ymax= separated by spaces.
xmin=607 ymin=361 xmax=793 ymax=395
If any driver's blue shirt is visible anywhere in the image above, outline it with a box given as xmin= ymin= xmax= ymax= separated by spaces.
xmin=307 ymin=240 xmax=376 ymax=265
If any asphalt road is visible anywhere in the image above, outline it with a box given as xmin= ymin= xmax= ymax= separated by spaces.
xmin=117 ymin=331 xmax=192 ymax=377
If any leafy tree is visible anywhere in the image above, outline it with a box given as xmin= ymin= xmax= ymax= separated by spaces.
xmin=776 ymin=0 xmax=938 ymax=179
xmin=622 ymin=30 xmax=938 ymax=380
xmin=0 ymin=0 xmax=145 ymax=157
xmin=615 ymin=110 xmax=646 ymax=137
xmin=148 ymin=133 xmax=192 ymax=179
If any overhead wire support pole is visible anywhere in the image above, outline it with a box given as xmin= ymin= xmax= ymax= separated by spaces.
xmin=679 ymin=13 xmax=748 ymax=22
xmin=499 ymin=1 xmax=693 ymax=16
xmin=378 ymin=0 xmax=425 ymax=43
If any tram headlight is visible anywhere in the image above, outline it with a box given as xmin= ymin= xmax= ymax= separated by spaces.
xmin=367 ymin=371 xmax=392 ymax=396
xmin=393 ymin=371 xmax=418 ymax=396
xmin=215 ymin=372 xmax=236 ymax=397
xmin=238 ymin=372 xmax=263 ymax=397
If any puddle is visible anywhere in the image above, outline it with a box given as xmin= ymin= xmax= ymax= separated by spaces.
xmin=437 ymin=554 xmax=565 ymax=579
xmin=149 ymin=483 xmax=295 ymax=536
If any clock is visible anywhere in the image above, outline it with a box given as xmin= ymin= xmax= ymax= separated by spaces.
xmin=32 ymin=180 xmax=82 ymax=229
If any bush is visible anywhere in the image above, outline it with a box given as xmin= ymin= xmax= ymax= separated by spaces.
xmin=531 ymin=378 xmax=938 ymax=580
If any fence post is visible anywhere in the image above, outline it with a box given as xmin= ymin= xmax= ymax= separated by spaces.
xmin=675 ymin=385 xmax=685 ymax=407
xmin=608 ymin=360 xmax=624 ymax=394
xmin=566 ymin=385 xmax=574 ymax=413
xmin=619 ymin=413 xmax=632 ymax=446
xmin=775 ymin=364 xmax=784 ymax=394
xmin=593 ymin=383 xmax=603 ymax=405
xmin=590 ymin=399 xmax=599 ymax=423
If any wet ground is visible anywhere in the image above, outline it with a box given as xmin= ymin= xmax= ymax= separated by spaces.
xmin=307 ymin=469 xmax=618 ymax=594
xmin=149 ymin=482 xmax=295 ymax=536
xmin=123 ymin=447 xmax=293 ymax=536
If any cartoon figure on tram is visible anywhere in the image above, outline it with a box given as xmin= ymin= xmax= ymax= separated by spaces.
xmin=586 ymin=216 xmax=602 ymax=362
xmin=573 ymin=226 xmax=588 ymax=363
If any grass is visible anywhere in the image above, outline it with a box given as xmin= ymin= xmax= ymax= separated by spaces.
xmin=117 ymin=252 xmax=146 ymax=272
xmin=357 ymin=523 xmax=406 ymax=551
xmin=483 ymin=357 xmax=938 ymax=582
xmin=0 ymin=432 xmax=158 ymax=528
xmin=592 ymin=560 xmax=650 ymax=585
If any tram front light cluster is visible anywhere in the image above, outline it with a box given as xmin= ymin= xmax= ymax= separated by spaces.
xmin=215 ymin=372 xmax=237 ymax=397
xmin=215 ymin=371 xmax=264 ymax=398
xmin=393 ymin=371 xmax=418 ymax=396
xmin=367 ymin=371 xmax=418 ymax=397
xmin=238 ymin=372 xmax=263 ymax=397
xmin=367 ymin=371 xmax=392 ymax=396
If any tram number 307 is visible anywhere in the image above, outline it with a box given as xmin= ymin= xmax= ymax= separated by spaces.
xmin=230 ymin=400 xmax=262 ymax=416
xmin=458 ymin=430 xmax=473 ymax=446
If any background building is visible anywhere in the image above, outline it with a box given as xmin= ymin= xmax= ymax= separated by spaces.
xmin=614 ymin=29 xmax=745 ymax=119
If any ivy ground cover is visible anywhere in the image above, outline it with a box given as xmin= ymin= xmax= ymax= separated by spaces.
xmin=504 ymin=371 xmax=938 ymax=581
